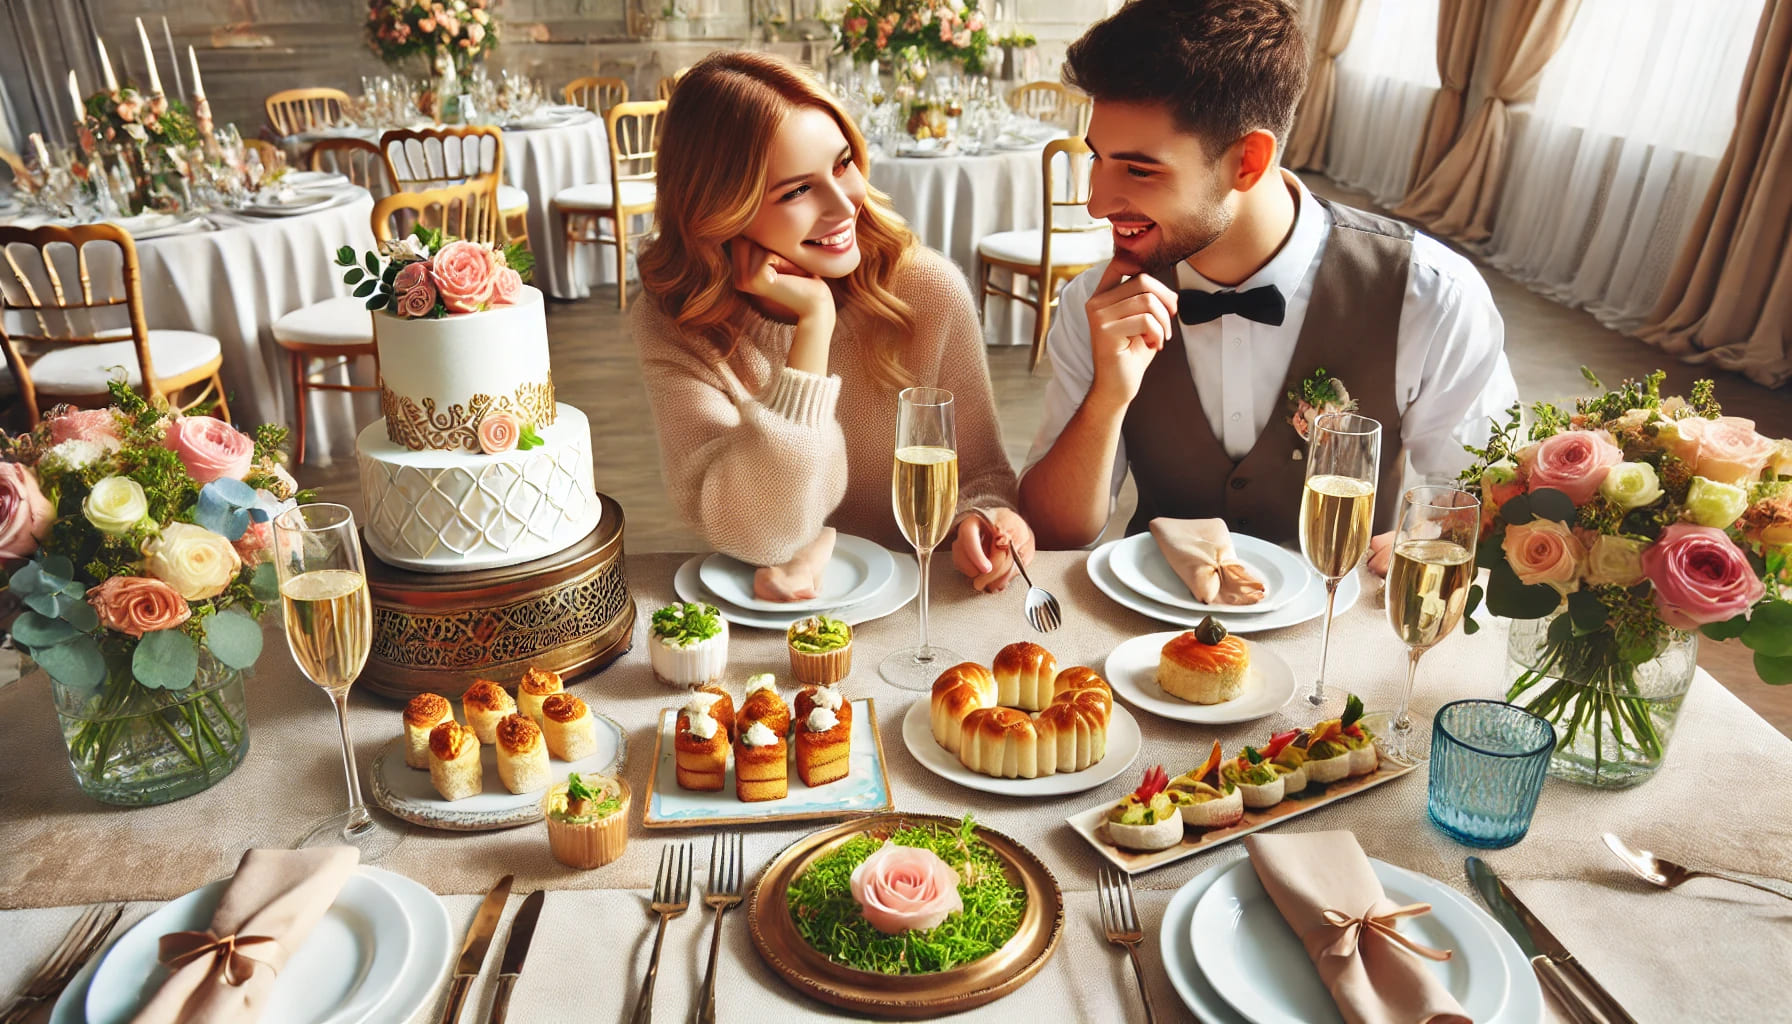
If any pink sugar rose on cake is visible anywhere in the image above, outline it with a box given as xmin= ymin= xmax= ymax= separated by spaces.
xmin=491 ymin=266 xmax=523 ymax=306
xmin=477 ymin=412 xmax=521 ymax=454
xmin=1501 ymin=519 xmax=1584 ymax=593
xmin=87 ymin=576 xmax=192 ymax=636
xmin=0 ymin=462 xmax=54 ymax=564
xmin=1520 ymin=430 xmax=1622 ymax=505
xmin=394 ymin=260 xmax=438 ymax=318
xmin=430 ymin=240 xmax=499 ymax=314
xmin=164 ymin=416 xmax=254 ymax=483
xmin=47 ymin=408 xmax=122 ymax=448
xmin=849 ymin=842 xmax=964 ymax=935
xmin=1642 ymin=524 xmax=1765 ymax=629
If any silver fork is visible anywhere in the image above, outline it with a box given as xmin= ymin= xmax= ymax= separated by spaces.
xmin=695 ymin=833 xmax=746 ymax=1024
xmin=1097 ymin=867 xmax=1155 ymax=1024
xmin=1011 ymin=554 xmax=1062 ymax=633
xmin=0 ymin=902 xmax=124 ymax=1024
xmin=629 ymin=843 xmax=691 ymax=1024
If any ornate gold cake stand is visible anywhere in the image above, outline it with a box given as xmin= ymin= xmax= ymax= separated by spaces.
xmin=360 ymin=492 xmax=634 ymax=701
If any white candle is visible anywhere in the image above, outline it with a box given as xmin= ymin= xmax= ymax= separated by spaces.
xmin=136 ymin=18 xmax=163 ymax=95
xmin=188 ymin=46 xmax=205 ymax=98
xmin=69 ymin=70 xmax=84 ymax=121
xmin=29 ymin=133 xmax=52 ymax=171
xmin=161 ymin=17 xmax=184 ymax=100
xmin=97 ymin=37 xmax=119 ymax=92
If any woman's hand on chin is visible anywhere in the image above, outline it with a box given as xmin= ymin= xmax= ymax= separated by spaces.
xmin=732 ymin=237 xmax=836 ymax=325
xmin=951 ymin=508 xmax=1036 ymax=593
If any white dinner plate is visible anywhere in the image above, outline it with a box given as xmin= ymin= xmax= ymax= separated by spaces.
xmin=369 ymin=711 xmax=626 ymax=831
xmin=86 ymin=872 xmax=411 ymax=1024
xmin=899 ymin=696 xmax=1142 ymax=796
xmin=1108 ymin=532 xmax=1311 ymax=614
xmin=1088 ymin=539 xmax=1361 ymax=634
xmin=282 ymin=171 xmax=349 ymax=190
xmin=673 ymin=551 xmax=918 ymax=631
xmin=1161 ymin=858 xmax=1543 ymax=1024
xmin=1102 ymin=631 xmax=1296 ymax=724
xmin=54 ymin=867 xmax=452 ymax=1024
xmin=697 ymin=534 xmax=895 ymax=613
xmin=1192 ymin=858 xmax=1512 ymax=1024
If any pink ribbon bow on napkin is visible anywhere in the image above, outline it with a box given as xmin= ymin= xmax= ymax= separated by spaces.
xmin=754 ymin=527 xmax=836 ymax=602
xmin=1148 ymin=518 xmax=1267 ymax=605
xmin=156 ymin=932 xmax=282 ymax=986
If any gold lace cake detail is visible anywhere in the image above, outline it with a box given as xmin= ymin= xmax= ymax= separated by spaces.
xmin=382 ymin=376 xmax=557 ymax=452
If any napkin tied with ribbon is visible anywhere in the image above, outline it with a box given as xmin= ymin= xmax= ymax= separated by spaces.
xmin=754 ymin=527 xmax=836 ymax=602
xmin=1148 ymin=518 xmax=1266 ymax=605
xmin=1245 ymin=831 xmax=1468 ymax=1024
xmin=130 ymin=846 xmax=359 ymax=1024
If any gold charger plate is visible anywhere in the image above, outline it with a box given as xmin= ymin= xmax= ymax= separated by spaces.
xmin=747 ymin=813 xmax=1064 ymax=1018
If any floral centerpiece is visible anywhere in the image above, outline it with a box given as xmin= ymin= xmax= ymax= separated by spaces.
xmin=366 ymin=0 xmax=498 ymax=77
xmin=73 ymin=86 xmax=201 ymax=215
xmin=1461 ymin=370 xmax=1790 ymax=787
xmin=1 ymin=384 xmax=310 ymax=805
xmin=838 ymin=1 xmax=993 ymax=76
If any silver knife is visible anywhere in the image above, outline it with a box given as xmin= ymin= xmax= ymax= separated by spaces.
xmin=438 ymin=874 xmax=515 ymax=1024
xmin=1466 ymin=857 xmax=1637 ymax=1024
xmin=487 ymin=889 xmax=545 ymax=1024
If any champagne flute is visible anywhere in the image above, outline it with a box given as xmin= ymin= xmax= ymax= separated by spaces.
xmin=273 ymin=503 xmax=401 ymax=860
xmin=880 ymin=387 xmax=963 ymax=689
xmin=1384 ymin=486 xmax=1480 ymax=763
xmin=1299 ymin=412 xmax=1381 ymax=708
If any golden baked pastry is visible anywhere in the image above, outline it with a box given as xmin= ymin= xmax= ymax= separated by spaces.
xmin=428 ymin=720 xmax=482 ymax=801
xmin=1158 ymin=627 xmax=1251 ymax=705
xmin=675 ymin=699 xmax=727 ymax=792
xmin=403 ymin=692 xmax=452 ymax=770
xmin=739 ymin=674 xmax=789 ymax=736
xmin=692 ymin=684 xmax=736 ymax=741
xmin=992 ymin=641 xmax=1059 ymax=711
xmin=930 ymin=662 xmax=998 ymax=755
xmin=462 ymin=680 xmax=516 ymax=744
xmin=495 ymin=714 xmax=551 ymax=795
xmin=516 ymin=667 xmax=564 ymax=725
xmin=540 ymin=693 xmax=598 ymax=761
xmin=734 ymin=719 xmax=788 ymax=802
xmin=794 ymin=686 xmax=851 ymax=787
xmin=929 ymin=649 xmax=1113 ymax=779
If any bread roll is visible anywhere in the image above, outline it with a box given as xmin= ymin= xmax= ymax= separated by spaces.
xmin=516 ymin=667 xmax=564 ymax=725
xmin=992 ymin=642 xmax=1058 ymax=711
xmin=930 ymin=662 xmax=997 ymax=754
xmin=462 ymin=680 xmax=516 ymax=744
xmin=1053 ymin=666 xmax=1114 ymax=715
xmin=495 ymin=714 xmax=551 ymax=794
xmin=540 ymin=693 xmax=598 ymax=761
xmin=428 ymin=720 xmax=482 ymax=801
xmin=958 ymin=706 xmax=1039 ymax=779
xmin=403 ymin=693 xmax=453 ymax=770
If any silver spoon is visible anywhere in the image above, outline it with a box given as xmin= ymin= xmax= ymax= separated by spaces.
xmin=1602 ymin=833 xmax=1792 ymax=901
xmin=1011 ymin=555 xmax=1061 ymax=633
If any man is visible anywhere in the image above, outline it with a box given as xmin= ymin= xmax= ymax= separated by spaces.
xmin=1018 ymin=0 xmax=1517 ymax=566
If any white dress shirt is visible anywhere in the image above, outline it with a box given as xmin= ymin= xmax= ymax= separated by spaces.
xmin=1023 ymin=173 xmax=1519 ymax=506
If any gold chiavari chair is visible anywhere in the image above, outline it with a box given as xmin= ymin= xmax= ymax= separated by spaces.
xmin=656 ymin=67 xmax=689 ymax=101
xmin=0 ymin=224 xmax=229 ymax=425
xmin=1007 ymin=81 xmax=1092 ymax=134
xmin=265 ymin=87 xmax=354 ymax=136
xmin=371 ymin=178 xmax=503 ymax=247
xmin=0 ymin=147 xmax=37 ymax=190
xmin=305 ymin=137 xmax=390 ymax=194
xmin=550 ymin=99 xmax=665 ymax=310
xmin=564 ymin=76 xmax=630 ymax=116
xmin=976 ymin=137 xmax=1113 ymax=369
xmin=379 ymin=125 xmax=529 ymax=249
xmin=242 ymin=138 xmax=284 ymax=174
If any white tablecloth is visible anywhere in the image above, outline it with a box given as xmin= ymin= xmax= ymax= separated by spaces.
xmin=3 ymin=551 xmax=1787 ymax=1023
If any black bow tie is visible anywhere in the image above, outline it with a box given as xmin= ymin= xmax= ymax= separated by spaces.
xmin=1177 ymin=285 xmax=1286 ymax=327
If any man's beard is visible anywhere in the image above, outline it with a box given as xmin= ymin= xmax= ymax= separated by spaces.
xmin=1139 ymin=204 xmax=1232 ymax=271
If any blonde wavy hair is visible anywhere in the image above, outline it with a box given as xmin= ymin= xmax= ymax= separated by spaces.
xmin=637 ymin=51 xmax=917 ymax=386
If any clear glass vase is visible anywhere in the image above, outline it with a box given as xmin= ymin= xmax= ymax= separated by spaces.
xmin=1505 ymin=612 xmax=1696 ymax=789
xmin=49 ymin=650 xmax=251 ymax=806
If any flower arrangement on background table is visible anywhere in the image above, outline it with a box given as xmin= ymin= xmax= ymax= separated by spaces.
xmin=1462 ymin=370 xmax=1790 ymax=787
xmin=837 ymin=0 xmax=993 ymax=76
xmin=367 ymin=0 xmax=499 ymax=77
xmin=0 ymin=383 xmax=309 ymax=805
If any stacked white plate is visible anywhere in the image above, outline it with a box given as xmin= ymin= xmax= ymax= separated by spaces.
xmin=672 ymin=533 xmax=918 ymax=630
xmin=1162 ymin=857 xmax=1544 ymax=1024
xmin=53 ymin=867 xmax=453 ymax=1024
xmin=1087 ymin=533 xmax=1361 ymax=634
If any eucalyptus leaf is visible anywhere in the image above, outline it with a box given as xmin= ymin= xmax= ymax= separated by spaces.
xmin=7 ymin=560 xmax=47 ymax=596
xmin=1756 ymin=652 xmax=1792 ymax=685
xmin=1486 ymin=563 xmax=1562 ymax=620
xmin=1529 ymin=488 xmax=1577 ymax=525
xmin=11 ymin=610 xmax=79 ymax=648
xmin=61 ymin=599 xmax=99 ymax=633
xmin=365 ymin=295 xmax=385 ymax=311
xmin=133 ymin=628 xmax=199 ymax=690
xmin=353 ymin=279 xmax=377 ymax=298
xmin=251 ymin=562 xmax=280 ymax=602
xmin=1499 ymin=493 xmax=1534 ymax=526
xmin=41 ymin=554 xmax=73 ymax=582
xmin=1702 ymin=616 xmax=1750 ymax=642
xmin=343 ymin=268 xmax=363 ymax=285
xmin=35 ymin=635 xmax=105 ymax=691
xmin=1462 ymin=584 xmax=1484 ymax=635
xmin=1475 ymin=533 xmax=1505 ymax=570
xmin=1742 ymin=601 xmax=1792 ymax=658
xmin=1567 ymin=590 xmax=1608 ymax=634
xmin=23 ymin=592 xmax=64 ymax=619
xmin=203 ymin=610 xmax=264 ymax=669
xmin=364 ymin=251 xmax=378 ymax=274
xmin=195 ymin=482 xmax=252 ymax=541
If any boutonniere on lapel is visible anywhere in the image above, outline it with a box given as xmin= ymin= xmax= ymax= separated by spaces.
xmin=1287 ymin=368 xmax=1356 ymax=458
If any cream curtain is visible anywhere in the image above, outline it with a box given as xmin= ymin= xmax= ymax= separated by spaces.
xmin=1636 ymin=0 xmax=1792 ymax=388
xmin=1325 ymin=0 xmax=1441 ymax=205
xmin=1407 ymin=0 xmax=1484 ymax=186
xmin=1285 ymin=0 xmax=1362 ymax=170
xmin=1392 ymin=0 xmax=1581 ymax=241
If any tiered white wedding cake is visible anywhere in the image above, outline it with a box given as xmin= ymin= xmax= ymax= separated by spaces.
xmin=356 ymin=286 xmax=602 ymax=572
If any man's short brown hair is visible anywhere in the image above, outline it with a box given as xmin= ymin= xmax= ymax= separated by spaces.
xmin=1065 ymin=0 xmax=1310 ymax=157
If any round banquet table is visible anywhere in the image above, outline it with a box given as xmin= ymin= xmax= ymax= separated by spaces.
xmin=870 ymin=142 xmax=1053 ymax=347
xmin=1 ymin=550 xmax=1785 ymax=1022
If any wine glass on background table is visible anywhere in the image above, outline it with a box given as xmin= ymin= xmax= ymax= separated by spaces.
xmin=1299 ymin=413 xmax=1381 ymax=709
xmin=273 ymin=503 xmax=401 ymax=861
xmin=881 ymin=387 xmax=963 ymax=690
xmin=1384 ymin=486 xmax=1480 ymax=763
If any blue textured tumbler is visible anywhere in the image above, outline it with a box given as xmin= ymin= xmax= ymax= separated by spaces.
xmin=1427 ymin=699 xmax=1555 ymax=849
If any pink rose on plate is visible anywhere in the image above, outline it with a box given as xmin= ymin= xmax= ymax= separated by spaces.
xmin=47 ymin=408 xmax=122 ymax=448
xmin=477 ymin=412 xmax=521 ymax=454
xmin=86 ymin=576 xmax=192 ymax=637
xmin=849 ymin=842 xmax=963 ymax=935
xmin=165 ymin=416 xmax=254 ymax=483
xmin=0 ymin=462 xmax=54 ymax=564
xmin=490 ymin=267 xmax=523 ymax=306
xmin=1641 ymin=523 xmax=1765 ymax=629
xmin=1521 ymin=430 xmax=1623 ymax=505
xmin=430 ymin=240 xmax=500 ymax=314
xmin=1502 ymin=518 xmax=1584 ymax=593
xmin=1680 ymin=416 xmax=1776 ymax=485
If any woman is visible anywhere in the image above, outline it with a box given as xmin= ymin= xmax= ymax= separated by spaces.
xmin=634 ymin=51 xmax=1032 ymax=592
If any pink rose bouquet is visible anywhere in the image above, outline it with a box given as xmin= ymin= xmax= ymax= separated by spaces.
xmin=1641 ymin=524 xmax=1765 ymax=629
xmin=165 ymin=416 xmax=255 ymax=484
xmin=848 ymin=842 xmax=964 ymax=934
xmin=1519 ymin=430 xmax=1623 ymax=504
xmin=47 ymin=408 xmax=122 ymax=448
xmin=0 ymin=462 xmax=55 ymax=563
xmin=86 ymin=576 xmax=193 ymax=636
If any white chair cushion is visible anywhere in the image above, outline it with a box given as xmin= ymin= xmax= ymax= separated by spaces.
xmin=497 ymin=183 xmax=530 ymax=214
xmin=978 ymin=228 xmax=1114 ymax=269
xmin=552 ymin=180 xmax=657 ymax=211
xmin=31 ymin=330 xmax=221 ymax=395
xmin=272 ymin=296 xmax=375 ymax=346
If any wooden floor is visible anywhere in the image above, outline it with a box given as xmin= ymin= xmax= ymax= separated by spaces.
xmin=298 ymin=175 xmax=1792 ymax=735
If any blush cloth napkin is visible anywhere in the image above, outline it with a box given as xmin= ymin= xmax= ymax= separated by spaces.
xmin=130 ymin=846 xmax=360 ymax=1024
xmin=1244 ymin=831 xmax=1468 ymax=1024
xmin=754 ymin=527 xmax=836 ymax=602
xmin=1148 ymin=518 xmax=1266 ymax=605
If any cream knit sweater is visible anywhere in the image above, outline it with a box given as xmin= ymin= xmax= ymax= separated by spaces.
xmin=632 ymin=246 xmax=1019 ymax=567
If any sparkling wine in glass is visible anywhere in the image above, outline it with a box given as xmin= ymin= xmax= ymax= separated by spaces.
xmin=881 ymin=388 xmax=962 ymax=689
xmin=274 ymin=503 xmax=401 ymax=860
xmin=1299 ymin=412 xmax=1381 ymax=708
xmin=1384 ymin=486 xmax=1480 ymax=763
